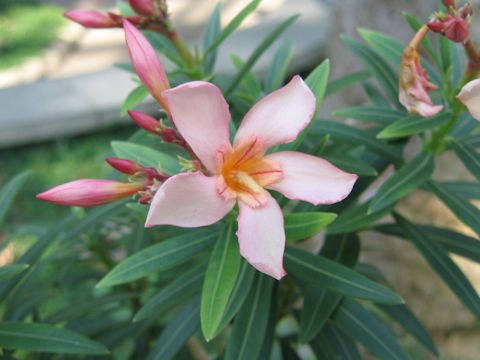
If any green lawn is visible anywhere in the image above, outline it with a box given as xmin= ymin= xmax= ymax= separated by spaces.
xmin=0 ymin=0 xmax=66 ymax=70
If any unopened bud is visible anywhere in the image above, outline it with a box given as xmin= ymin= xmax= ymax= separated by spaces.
xmin=128 ymin=110 xmax=162 ymax=135
xmin=64 ymin=10 xmax=118 ymax=28
xmin=106 ymin=158 xmax=143 ymax=175
xmin=427 ymin=21 xmax=445 ymax=33
xmin=128 ymin=0 xmax=157 ymax=16
xmin=445 ymin=17 xmax=469 ymax=42
xmin=461 ymin=3 xmax=473 ymax=19
xmin=442 ymin=0 xmax=456 ymax=10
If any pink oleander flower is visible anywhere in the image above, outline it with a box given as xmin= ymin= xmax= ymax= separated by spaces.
xmin=64 ymin=10 xmax=118 ymax=28
xmin=36 ymin=179 xmax=145 ymax=207
xmin=399 ymin=27 xmax=444 ymax=117
xmin=457 ymin=78 xmax=480 ymax=120
xmin=123 ymin=20 xmax=170 ymax=112
xmin=145 ymin=76 xmax=358 ymax=280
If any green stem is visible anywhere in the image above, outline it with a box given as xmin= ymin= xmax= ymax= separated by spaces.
xmin=426 ymin=110 xmax=460 ymax=154
xmin=166 ymin=28 xmax=196 ymax=67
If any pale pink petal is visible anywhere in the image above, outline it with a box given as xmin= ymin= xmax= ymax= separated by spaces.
xmin=64 ymin=10 xmax=117 ymax=28
xmin=123 ymin=20 xmax=170 ymax=109
xmin=237 ymin=193 xmax=287 ymax=280
xmin=457 ymin=78 xmax=480 ymax=121
xmin=36 ymin=179 xmax=143 ymax=207
xmin=161 ymin=82 xmax=232 ymax=173
xmin=145 ymin=172 xmax=235 ymax=227
xmin=265 ymin=151 xmax=357 ymax=205
xmin=234 ymin=75 xmax=316 ymax=149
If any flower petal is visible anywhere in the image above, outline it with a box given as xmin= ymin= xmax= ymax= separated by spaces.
xmin=265 ymin=151 xmax=358 ymax=205
xmin=162 ymin=82 xmax=232 ymax=173
xmin=234 ymin=75 xmax=316 ymax=149
xmin=237 ymin=193 xmax=287 ymax=280
xmin=64 ymin=10 xmax=117 ymax=28
xmin=457 ymin=78 xmax=480 ymax=121
xmin=145 ymin=172 xmax=235 ymax=227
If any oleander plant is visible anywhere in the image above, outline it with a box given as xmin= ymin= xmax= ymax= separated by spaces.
xmin=1 ymin=0 xmax=480 ymax=358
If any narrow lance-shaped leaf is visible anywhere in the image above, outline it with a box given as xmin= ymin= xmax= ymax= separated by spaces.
xmin=449 ymin=138 xmax=480 ymax=182
xmin=0 ymin=322 xmax=109 ymax=355
xmin=284 ymin=212 xmax=337 ymax=242
xmin=0 ymin=264 xmax=29 ymax=283
xmin=225 ymin=274 xmax=274 ymax=360
xmin=394 ymin=213 xmax=480 ymax=321
xmin=201 ymin=222 xmax=240 ymax=341
xmin=0 ymin=170 xmax=31 ymax=228
xmin=285 ymin=246 xmax=403 ymax=304
xmin=265 ymin=40 xmax=293 ymax=93
xmin=332 ymin=106 xmax=406 ymax=124
xmin=97 ymin=230 xmax=218 ymax=288
xmin=231 ymin=54 xmax=262 ymax=101
xmin=333 ymin=298 xmax=410 ymax=360
xmin=203 ymin=2 xmax=222 ymax=74
xmin=369 ymin=152 xmax=434 ymax=213
xmin=440 ymin=181 xmax=480 ymax=199
xmin=377 ymin=112 xmax=451 ymax=139
xmin=121 ymin=84 xmax=149 ymax=116
xmin=426 ymin=180 xmax=480 ymax=237
xmin=310 ymin=321 xmax=362 ymax=360
xmin=325 ymin=71 xmax=371 ymax=98
xmin=224 ymin=15 xmax=299 ymax=96
xmin=358 ymin=28 xmax=404 ymax=68
xmin=147 ymin=295 xmax=201 ymax=360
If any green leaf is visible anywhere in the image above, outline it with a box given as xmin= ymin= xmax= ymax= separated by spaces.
xmin=311 ymin=120 xmax=402 ymax=162
xmin=369 ymin=152 xmax=434 ymax=213
xmin=204 ymin=0 xmax=261 ymax=56
xmin=404 ymin=13 xmax=439 ymax=68
xmin=284 ymin=212 xmax=337 ymax=242
xmin=203 ymin=2 xmax=222 ymax=74
xmin=327 ymin=200 xmax=395 ymax=235
xmin=358 ymin=28 xmax=404 ymax=68
xmin=214 ymin=259 xmax=256 ymax=336
xmin=224 ymin=15 xmax=299 ymax=96
xmin=133 ymin=267 xmax=204 ymax=322
xmin=298 ymin=234 xmax=359 ymax=344
xmin=285 ymin=246 xmax=403 ymax=304
xmin=325 ymin=71 xmax=371 ymax=97
xmin=310 ymin=322 xmax=361 ymax=360
xmin=265 ymin=40 xmax=293 ymax=92
xmin=375 ymin=223 xmax=480 ymax=264
xmin=332 ymin=106 xmax=406 ymax=124
xmin=439 ymin=33 xmax=452 ymax=73
xmin=324 ymin=152 xmax=378 ymax=176
xmin=0 ymin=322 xmax=109 ymax=355
xmin=451 ymin=113 xmax=479 ymax=138
xmin=377 ymin=112 xmax=451 ymax=139
xmin=463 ymin=133 xmax=480 ymax=148
xmin=111 ymin=140 xmax=180 ymax=174
xmin=394 ymin=213 xmax=480 ymax=320
xmin=97 ymin=230 xmax=218 ymax=287
xmin=201 ymin=222 xmax=240 ymax=341
xmin=225 ymin=274 xmax=274 ymax=360
xmin=333 ymin=298 xmax=410 ymax=360
xmin=442 ymin=181 xmax=480 ymax=199
xmin=120 ymin=84 xmax=149 ymax=116
xmin=0 ymin=264 xmax=29 ymax=283
xmin=377 ymin=303 xmax=438 ymax=355
xmin=341 ymin=35 xmax=399 ymax=106
xmin=231 ymin=54 xmax=262 ymax=101
xmin=449 ymin=138 xmax=480 ymax=181
xmin=0 ymin=171 xmax=31 ymax=228
xmin=363 ymin=81 xmax=391 ymax=108
xmin=426 ymin=180 xmax=480 ymax=237
xmin=147 ymin=295 xmax=200 ymax=360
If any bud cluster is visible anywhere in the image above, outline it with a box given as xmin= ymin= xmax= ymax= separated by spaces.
xmin=428 ymin=1 xmax=472 ymax=42
xmin=64 ymin=0 xmax=170 ymax=35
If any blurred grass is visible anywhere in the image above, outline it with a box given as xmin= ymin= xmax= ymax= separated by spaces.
xmin=0 ymin=126 xmax=135 ymax=229
xmin=0 ymin=0 xmax=66 ymax=70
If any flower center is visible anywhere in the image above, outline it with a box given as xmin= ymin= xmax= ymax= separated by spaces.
xmin=216 ymin=137 xmax=283 ymax=208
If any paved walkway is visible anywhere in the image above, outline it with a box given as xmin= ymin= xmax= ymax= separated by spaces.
xmin=0 ymin=0 xmax=333 ymax=147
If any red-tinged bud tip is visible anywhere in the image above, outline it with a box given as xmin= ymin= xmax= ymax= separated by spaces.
xmin=106 ymin=158 xmax=143 ymax=175
xmin=123 ymin=19 xmax=170 ymax=110
xmin=64 ymin=10 xmax=118 ymax=28
xmin=427 ymin=22 xmax=445 ymax=33
xmin=107 ymin=12 xmax=123 ymax=23
xmin=128 ymin=110 xmax=162 ymax=135
xmin=445 ymin=17 xmax=469 ymax=42
xmin=128 ymin=0 xmax=157 ymax=16
xmin=461 ymin=3 xmax=473 ymax=19
xmin=442 ymin=0 xmax=456 ymax=9
xmin=37 ymin=179 xmax=144 ymax=207
xmin=125 ymin=15 xmax=143 ymax=25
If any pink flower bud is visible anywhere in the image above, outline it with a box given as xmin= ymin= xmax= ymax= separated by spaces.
xmin=461 ymin=3 xmax=473 ymax=18
xmin=123 ymin=19 xmax=170 ymax=111
xmin=427 ymin=21 xmax=445 ymax=33
xmin=37 ymin=179 xmax=145 ymax=207
xmin=442 ymin=0 xmax=456 ymax=9
xmin=64 ymin=10 xmax=118 ymax=28
xmin=445 ymin=17 xmax=469 ymax=42
xmin=128 ymin=0 xmax=157 ymax=16
xmin=128 ymin=110 xmax=162 ymax=135
xmin=107 ymin=12 xmax=124 ymax=23
xmin=106 ymin=158 xmax=143 ymax=175
xmin=125 ymin=15 xmax=143 ymax=25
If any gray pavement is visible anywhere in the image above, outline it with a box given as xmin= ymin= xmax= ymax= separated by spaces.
xmin=0 ymin=0 xmax=333 ymax=147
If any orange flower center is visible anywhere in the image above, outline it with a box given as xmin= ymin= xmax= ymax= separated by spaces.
xmin=216 ymin=137 xmax=283 ymax=208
